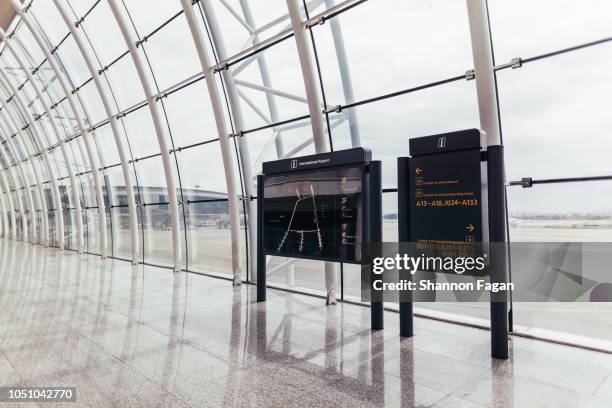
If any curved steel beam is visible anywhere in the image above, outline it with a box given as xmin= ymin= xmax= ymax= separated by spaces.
xmin=323 ymin=0 xmax=360 ymax=146
xmin=238 ymin=0 xmax=286 ymax=157
xmin=0 ymin=163 xmax=15 ymax=239
xmin=237 ymin=0 xmax=295 ymax=286
xmin=0 ymin=125 xmax=28 ymax=242
xmin=0 ymin=60 xmax=65 ymax=249
xmin=0 ymin=100 xmax=49 ymax=245
xmin=286 ymin=0 xmax=337 ymax=304
xmin=0 ymin=184 xmax=7 ymax=238
xmin=52 ymin=0 xmax=138 ymax=262
xmin=5 ymin=142 xmax=40 ymax=245
xmin=12 ymin=0 xmax=108 ymax=256
xmin=200 ymin=2 xmax=256 ymax=282
xmin=180 ymin=0 xmax=243 ymax=284
xmin=0 ymin=28 xmax=78 ymax=251
xmin=466 ymin=0 xmax=501 ymax=146
xmin=107 ymin=0 xmax=182 ymax=271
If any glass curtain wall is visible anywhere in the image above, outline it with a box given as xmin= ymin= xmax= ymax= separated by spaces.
xmin=0 ymin=0 xmax=610 ymax=350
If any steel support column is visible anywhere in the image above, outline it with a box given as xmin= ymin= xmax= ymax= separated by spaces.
xmin=0 ymin=165 xmax=15 ymax=240
xmin=0 ymin=65 xmax=64 ymax=248
xmin=52 ymin=0 xmax=138 ymax=263
xmin=237 ymin=0 xmax=296 ymax=287
xmin=200 ymin=2 xmax=256 ymax=283
xmin=324 ymin=0 xmax=360 ymax=146
xmin=0 ymin=125 xmax=29 ymax=242
xmin=286 ymin=0 xmax=338 ymax=304
xmin=0 ymin=29 xmax=78 ymax=251
xmin=466 ymin=0 xmax=508 ymax=359
xmin=180 ymin=0 xmax=243 ymax=284
xmin=0 ymin=100 xmax=49 ymax=246
xmin=0 ymin=187 xmax=7 ymax=238
xmin=11 ymin=0 xmax=108 ymax=256
xmin=0 ymin=121 xmax=39 ymax=244
xmin=0 ymin=105 xmax=49 ymax=246
xmin=466 ymin=0 xmax=502 ymax=145
xmin=107 ymin=0 xmax=182 ymax=271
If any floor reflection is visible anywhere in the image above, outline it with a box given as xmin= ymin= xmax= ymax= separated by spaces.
xmin=1 ymin=241 xmax=612 ymax=407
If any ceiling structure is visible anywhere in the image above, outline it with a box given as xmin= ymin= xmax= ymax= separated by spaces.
xmin=0 ymin=0 xmax=17 ymax=31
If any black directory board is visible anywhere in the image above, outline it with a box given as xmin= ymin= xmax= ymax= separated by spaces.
xmin=261 ymin=148 xmax=371 ymax=264
xmin=403 ymin=129 xmax=485 ymax=267
xmin=409 ymin=149 xmax=482 ymax=245
xmin=398 ymin=129 xmax=509 ymax=358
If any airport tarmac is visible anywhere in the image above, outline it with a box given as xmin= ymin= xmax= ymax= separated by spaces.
xmin=78 ymin=219 xmax=612 ymax=352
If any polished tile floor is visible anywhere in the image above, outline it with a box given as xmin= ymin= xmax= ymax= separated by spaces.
xmin=1 ymin=241 xmax=612 ymax=408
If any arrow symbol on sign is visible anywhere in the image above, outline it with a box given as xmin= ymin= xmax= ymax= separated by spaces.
xmin=466 ymin=224 xmax=475 ymax=233
xmin=415 ymin=167 xmax=422 ymax=175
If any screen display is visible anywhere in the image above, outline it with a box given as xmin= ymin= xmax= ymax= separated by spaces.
xmin=263 ymin=166 xmax=363 ymax=263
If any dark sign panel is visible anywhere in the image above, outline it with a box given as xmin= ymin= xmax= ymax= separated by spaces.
xmin=407 ymin=130 xmax=484 ymax=269
xmin=409 ymin=128 xmax=481 ymax=156
xmin=262 ymin=148 xmax=370 ymax=263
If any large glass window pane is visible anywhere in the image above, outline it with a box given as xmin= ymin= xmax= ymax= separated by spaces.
xmin=78 ymin=0 xmax=129 ymax=67
xmin=122 ymin=0 xmax=182 ymax=36
xmin=498 ymin=43 xmax=612 ymax=181
xmin=175 ymin=142 xmax=227 ymax=194
xmin=63 ymin=208 xmax=76 ymax=249
xmin=104 ymin=56 xmax=146 ymax=112
xmin=184 ymin=201 xmax=233 ymax=275
xmin=244 ymin=122 xmax=316 ymax=188
xmin=134 ymin=155 xmax=176 ymax=204
xmin=108 ymin=205 xmax=143 ymax=261
xmin=311 ymin=0 xmax=473 ymax=105
xmin=54 ymin=35 xmax=91 ymax=88
xmin=84 ymin=207 xmax=100 ymax=254
xmin=64 ymin=0 xmax=99 ymax=22
xmin=198 ymin=0 xmax=291 ymax=62
xmin=11 ymin=26 xmax=44 ymax=70
xmin=508 ymin=181 xmax=612 ymax=243
xmin=30 ymin=0 xmax=70 ymax=47
xmin=223 ymin=38 xmax=310 ymax=130
xmin=76 ymin=79 xmax=109 ymax=126
xmin=93 ymin=123 xmax=121 ymax=167
xmin=507 ymin=180 xmax=612 ymax=350
xmin=142 ymin=202 xmax=175 ymax=267
xmin=139 ymin=19 xmax=201 ymax=91
xmin=267 ymin=256 xmax=329 ymax=296
xmin=328 ymin=79 xmax=480 ymax=188
xmin=120 ymin=107 xmax=160 ymax=159
xmin=163 ymin=82 xmax=218 ymax=148
xmin=489 ymin=0 xmax=612 ymax=63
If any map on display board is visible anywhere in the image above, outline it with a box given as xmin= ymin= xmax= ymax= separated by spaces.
xmin=263 ymin=166 xmax=364 ymax=263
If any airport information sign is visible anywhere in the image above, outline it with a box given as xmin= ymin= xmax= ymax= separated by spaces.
xmin=262 ymin=148 xmax=371 ymax=263
xmin=406 ymin=129 xmax=484 ymax=262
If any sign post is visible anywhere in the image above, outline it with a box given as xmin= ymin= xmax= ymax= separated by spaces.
xmin=398 ymin=129 xmax=508 ymax=359
xmin=487 ymin=145 xmax=509 ymax=359
xmin=257 ymin=148 xmax=383 ymax=330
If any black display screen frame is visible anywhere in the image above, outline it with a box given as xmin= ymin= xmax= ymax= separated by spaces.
xmin=261 ymin=163 xmax=368 ymax=264
xmin=260 ymin=147 xmax=373 ymax=265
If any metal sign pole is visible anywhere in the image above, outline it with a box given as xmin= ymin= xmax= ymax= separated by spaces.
xmin=370 ymin=161 xmax=384 ymax=330
xmin=257 ymin=175 xmax=266 ymax=302
xmin=487 ymin=145 xmax=509 ymax=359
xmin=397 ymin=157 xmax=414 ymax=337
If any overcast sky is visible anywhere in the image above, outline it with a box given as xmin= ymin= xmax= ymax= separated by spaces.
xmin=2 ymin=0 xmax=612 ymax=217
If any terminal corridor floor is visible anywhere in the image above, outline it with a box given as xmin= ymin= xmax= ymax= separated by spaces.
xmin=1 ymin=241 xmax=612 ymax=408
